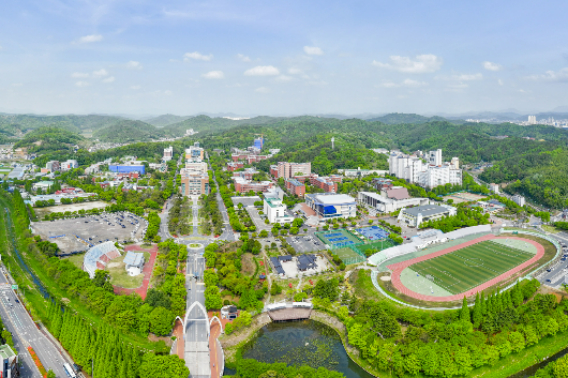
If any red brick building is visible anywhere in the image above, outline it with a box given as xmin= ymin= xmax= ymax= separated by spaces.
xmin=285 ymin=178 xmax=306 ymax=197
xmin=227 ymin=162 xmax=244 ymax=171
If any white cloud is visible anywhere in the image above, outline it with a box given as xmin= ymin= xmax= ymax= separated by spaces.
xmin=126 ymin=61 xmax=142 ymax=70
xmin=381 ymin=79 xmax=428 ymax=88
xmin=483 ymin=61 xmax=502 ymax=71
xmin=446 ymin=82 xmax=469 ymax=91
xmin=373 ymin=54 xmax=443 ymax=73
xmin=131 ymin=85 xmax=141 ymax=90
xmin=75 ymin=81 xmax=90 ymax=87
xmin=184 ymin=52 xmax=213 ymax=61
xmin=255 ymin=87 xmax=270 ymax=93
xmin=304 ymin=46 xmax=323 ymax=56
xmin=244 ymin=65 xmax=280 ymax=76
xmin=102 ymin=76 xmax=115 ymax=83
xmin=92 ymin=69 xmax=109 ymax=77
xmin=202 ymin=70 xmax=224 ymax=79
xmin=237 ymin=54 xmax=251 ymax=62
xmin=498 ymin=79 xmax=504 ymax=86
xmin=71 ymin=72 xmax=90 ymax=78
xmin=527 ymin=68 xmax=568 ymax=82
xmin=288 ymin=67 xmax=304 ymax=75
xmin=436 ymin=73 xmax=483 ymax=81
xmin=78 ymin=34 xmax=103 ymax=44
xmin=275 ymin=75 xmax=293 ymax=82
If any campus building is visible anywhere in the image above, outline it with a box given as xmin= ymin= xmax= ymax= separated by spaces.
xmin=270 ymin=162 xmax=311 ymax=179
xmin=180 ymin=168 xmax=210 ymax=196
xmin=285 ymin=178 xmax=306 ymax=197
xmin=163 ymin=146 xmax=174 ymax=161
xmin=124 ymin=251 xmax=145 ymax=276
xmin=372 ymin=178 xmax=393 ymax=191
xmin=311 ymin=176 xmax=338 ymax=193
xmin=263 ymin=196 xmax=294 ymax=224
xmin=358 ymin=190 xmax=429 ymax=213
xmin=185 ymin=142 xmax=204 ymax=162
xmin=305 ymin=193 xmax=356 ymax=219
xmin=227 ymin=162 xmax=244 ymax=171
xmin=109 ymin=164 xmax=146 ymax=175
xmin=185 ymin=161 xmax=208 ymax=174
xmin=232 ymin=168 xmax=259 ymax=180
xmin=254 ymin=136 xmax=264 ymax=150
xmin=388 ymin=149 xmax=462 ymax=189
xmin=231 ymin=152 xmax=270 ymax=164
xmin=397 ymin=204 xmax=457 ymax=228
xmin=233 ymin=177 xmax=273 ymax=193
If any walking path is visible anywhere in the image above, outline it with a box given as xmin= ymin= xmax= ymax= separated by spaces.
xmin=388 ymin=235 xmax=545 ymax=302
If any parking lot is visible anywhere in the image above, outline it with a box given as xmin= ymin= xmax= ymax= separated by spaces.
xmin=231 ymin=196 xmax=261 ymax=208
xmin=286 ymin=234 xmax=324 ymax=253
xmin=31 ymin=211 xmax=148 ymax=253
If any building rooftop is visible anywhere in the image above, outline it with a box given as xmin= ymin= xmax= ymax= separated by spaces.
xmin=403 ymin=204 xmax=453 ymax=217
xmin=385 ymin=187 xmax=410 ymax=200
xmin=312 ymin=193 xmax=355 ymax=205
xmin=265 ymin=196 xmax=283 ymax=208
xmin=123 ymin=251 xmax=144 ymax=266
xmin=0 ymin=344 xmax=15 ymax=360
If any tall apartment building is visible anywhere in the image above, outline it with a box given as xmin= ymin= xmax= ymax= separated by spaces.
xmin=180 ymin=168 xmax=209 ymax=196
xmin=270 ymin=162 xmax=311 ymax=179
xmin=163 ymin=146 xmax=174 ymax=161
xmin=388 ymin=149 xmax=462 ymax=189
xmin=185 ymin=142 xmax=204 ymax=162
xmin=528 ymin=115 xmax=537 ymax=125
xmin=512 ymin=194 xmax=526 ymax=207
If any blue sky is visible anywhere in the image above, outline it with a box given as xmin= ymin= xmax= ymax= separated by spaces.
xmin=1 ymin=0 xmax=567 ymax=116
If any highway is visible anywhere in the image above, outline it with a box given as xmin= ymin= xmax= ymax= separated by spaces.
xmin=0 ymin=271 xmax=70 ymax=378
xmin=0 ymin=206 xmax=75 ymax=378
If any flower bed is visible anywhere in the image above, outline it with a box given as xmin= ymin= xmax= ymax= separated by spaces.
xmin=28 ymin=346 xmax=48 ymax=377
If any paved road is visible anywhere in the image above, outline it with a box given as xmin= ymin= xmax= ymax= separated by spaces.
xmin=1 ymin=206 xmax=75 ymax=378
xmin=184 ymin=244 xmax=210 ymax=378
xmin=0 ymin=273 xmax=70 ymax=378
xmin=537 ymin=233 xmax=568 ymax=288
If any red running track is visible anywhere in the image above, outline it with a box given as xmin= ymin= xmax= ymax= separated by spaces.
xmin=387 ymin=235 xmax=545 ymax=302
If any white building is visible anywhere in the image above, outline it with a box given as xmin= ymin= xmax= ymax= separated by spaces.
xmin=263 ymin=196 xmax=294 ymax=224
xmin=304 ymin=193 xmax=357 ymax=220
xmin=512 ymin=194 xmax=526 ymax=207
xmin=528 ymin=115 xmax=537 ymax=125
xmin=398 ymin=204 xmax=457 ymax=228
xmin=184 ymin=161 xmax=208 ymax=173
xmin=358 ymin=190 xmax=429 ymax=213
xmin=163 ymin=146 xmax=174 ymax=162
xmin=489 ymin=183 xmax=500 ymax=194
xmin=123 ymin=251 xmax=145 ymax=276
xmin=388 ymin=149 xmax=462 ymax=189
xmin=60 ymin=160 xmax=79 ymax=171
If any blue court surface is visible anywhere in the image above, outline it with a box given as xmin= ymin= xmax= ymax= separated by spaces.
xmin=355 ymin=226 xmax=389 ymax=240
xmin=325 ymin=233 xmax=343 ymax=238
xmin=329 ymin=237 xmax=348 ymax=242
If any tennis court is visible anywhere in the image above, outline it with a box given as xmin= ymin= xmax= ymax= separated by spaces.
xmin=315 ymin=229 xmax=362 ymax=247
xmin=405 ymin=240 xmax=534 ymax=295
xmin=354 ymin=226 xmax=389 ymax=240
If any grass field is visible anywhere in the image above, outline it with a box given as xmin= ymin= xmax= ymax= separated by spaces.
xmin=408 ymin=240 xmax=534 ymax=295
xmin=108 ymin=251 xmax=150 ymax=289
xmin=356 ymin=239 xmax=395 ymax=256
xmin=333 ymin=247 xmax=365 ymax=264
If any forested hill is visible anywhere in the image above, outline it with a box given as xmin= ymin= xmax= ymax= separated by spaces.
xmin=367 ymin=113 xmax=457 ymax=124
xmin=93 ymin=120 xmax=166 ymax=143
xmin=13 ymin=127 xmax=84 ymax=153
xmin=0 ymin=113 xmax=125 ymax=133
xmin=143 ymin=114 xmax=192 ymax=127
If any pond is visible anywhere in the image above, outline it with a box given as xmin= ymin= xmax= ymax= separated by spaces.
xmin=237 ymin=320 xmax=374 ymax=378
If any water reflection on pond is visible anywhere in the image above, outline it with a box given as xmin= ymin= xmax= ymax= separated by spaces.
xmin=240 ymin=320 xmax=374 ymax=378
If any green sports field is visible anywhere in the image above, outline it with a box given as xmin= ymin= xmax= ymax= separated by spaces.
xmin=408 ymin=240 xmax=534 ymax=295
